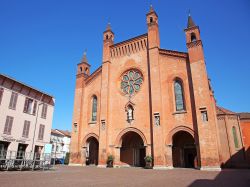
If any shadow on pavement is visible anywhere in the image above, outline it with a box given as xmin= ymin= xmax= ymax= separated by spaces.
xmin=189 ymin=147 xmax=250 ymax=187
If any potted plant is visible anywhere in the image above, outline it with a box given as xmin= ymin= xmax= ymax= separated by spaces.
xmin=107 ymin=155 xmax=114 ymax=168
xmin=64 ymin=152 xmax=70 ymax=165
xmin=144 ymin=155 xmax=153 ymax=169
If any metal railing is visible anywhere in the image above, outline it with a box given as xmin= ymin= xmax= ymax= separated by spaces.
xmin=0 ymin=150 xmax=52 ymax=171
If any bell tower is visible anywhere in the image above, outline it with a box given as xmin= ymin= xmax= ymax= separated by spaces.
xmin=77 ymin=51 xmax=91 ymax=76
xmin=102 ymin=23 xmax=114 ymax=63
xmin=185 ymin=14 xmax=203 ymax=62
xmin=70 ymin=51 xmax=90 ymax=165
xmin=146 ymin=6 xmax=164 ymax=168
xmin=147 ymin=5 xmax=160 ymax=49
xmin=98 ymin=23 xmax=114 ymax=166
xmin=185 ymin=14 xmax=220 ymax=170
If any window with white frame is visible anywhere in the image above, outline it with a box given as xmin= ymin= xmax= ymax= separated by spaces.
xmin=23 ymin=97 xmax=37 ymax=115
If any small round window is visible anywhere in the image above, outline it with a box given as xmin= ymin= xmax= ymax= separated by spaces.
xmin=121 ymin=69 xmax=143 ymax=95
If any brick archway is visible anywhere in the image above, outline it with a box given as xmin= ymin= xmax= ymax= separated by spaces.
xmin=115 ymin=127 xmax=147 ymax=167
xmin=167 ymin=126 xmax=197 ymax=168
xmin=82 ymin=133 xmax=99 ymax=166
xmin=82 ymin=133 xmax=99 ymax=147
xmin=115 ymin=127 xmax=147 ymax=148
xmin=166 ymin=126 xmax=195 ymax=145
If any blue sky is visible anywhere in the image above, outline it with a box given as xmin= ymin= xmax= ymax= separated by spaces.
xmin=0 ymin=0 xmax=249 ymax=131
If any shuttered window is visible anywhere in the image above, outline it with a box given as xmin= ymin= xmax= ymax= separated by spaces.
xmin=38 ymin=124 xmax=45 ymax=140
xmin=32 ymin=101 xmax=37 ymax=115
xmin=3 ymin=116 xmax=14 ymax=135
xmin=22 ymin=120 xmax=30 ymax=138
xmin=41 ymin=104 xmax=48 ymax=119
xmin=9 ymin=92 xmax=18 ymax=110
xmin=0 ymin=88 xmax=3 ymax=105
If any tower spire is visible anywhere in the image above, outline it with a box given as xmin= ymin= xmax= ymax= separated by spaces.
xmin=187 ymin=11 xmax=196 ymax=28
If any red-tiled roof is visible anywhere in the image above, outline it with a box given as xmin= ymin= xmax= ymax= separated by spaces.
xmin=51 ymin=129 xmax=64 ymax=136
xmin=216 ymin=106 xmax=236 ymax=115
xmin=57 ymin=129 xmax=71 ymax=137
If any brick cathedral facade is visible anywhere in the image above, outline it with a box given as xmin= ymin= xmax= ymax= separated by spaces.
xmin=69 ymin=7 xmax=247 ymax=169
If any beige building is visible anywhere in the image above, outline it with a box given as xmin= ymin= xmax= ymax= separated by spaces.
xmin=0 ymin=74 xmax=55 ymax=156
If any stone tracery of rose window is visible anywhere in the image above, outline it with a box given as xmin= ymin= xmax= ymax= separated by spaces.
xmin=121 ymin=69 xmax=143 ymax=95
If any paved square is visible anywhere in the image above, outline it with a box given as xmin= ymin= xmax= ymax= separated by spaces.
xmin=0 ymin=166 xmax=249 ymax=187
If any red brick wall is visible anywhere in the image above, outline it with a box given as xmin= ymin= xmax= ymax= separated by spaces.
xmin=240 ymin=119 xmax=250 ymax=164
xmin=217 ymin=115 xmax=245 ymax=167
xmin=70 ymin=9 xmax=222 ymax=169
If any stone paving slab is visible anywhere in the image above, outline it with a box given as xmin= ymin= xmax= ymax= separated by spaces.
xmin=0 ymin=165 xmax=250 ymax=187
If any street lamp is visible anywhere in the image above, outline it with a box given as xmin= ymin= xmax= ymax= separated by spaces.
xmin=31 ymin=102 xmax=43 ymax=155
xmin=50 ymin=139 xmax=57 ymax=167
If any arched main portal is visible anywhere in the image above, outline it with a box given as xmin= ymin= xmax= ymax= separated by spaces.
xmin=120 ymin=131 xmax=146 ymax=167
xmin=172 ymin=131 xmax=197 ymax=168
xmin=86 ymin=137 xmax=99 ymax=165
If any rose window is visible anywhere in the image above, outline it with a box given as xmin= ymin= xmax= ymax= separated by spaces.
xmin=121 ymin=70 xmax=143 ymax=95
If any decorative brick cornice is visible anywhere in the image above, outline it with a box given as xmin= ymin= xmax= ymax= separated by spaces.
xmin=184 ymin=26 xmax=199 ymax=32
xmin=217 ymin=116 xmax=225 ymax=120
xmin=76 ymin=73 xmax=88 ymax=79
xmin=146 ymin=11 xmax=158 ymax=17
xmin=147 ymin=22 xmax=158 ymax=27
xmin=103 ymin=60 xmax=111 ymax=64
xmin=85 ymin=66 xmax=102 ymax=85
xmin=77 ymin=61 xmax=91 ymax=67
xmin=217 ymin=113 xmax=237 ymax=116
xmin=149 ymin=46 xmax=159 ymax=50
xmin=159 ymin=49 xmax=188 ymax=58
xmin=110 ymin=34 xmax=148 ymax=58
xmin=110 ymin=33 xmax=147 ymax=48
xmin=186 ymin=40 xmax=202 ymax=48
xmin=228 ymin=116 xmax=238 ymax=120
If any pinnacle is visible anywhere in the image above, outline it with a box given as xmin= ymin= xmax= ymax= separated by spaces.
xmin=106 ymin=22 xmax=111 ymax=31
xmin=81 ymin=50 xmax=88 ymax=63
xmin=149 ymin=5 xmax=154 ymax=13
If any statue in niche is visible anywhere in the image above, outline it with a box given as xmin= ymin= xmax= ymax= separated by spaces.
xmin=154 ymin=113 xmax=160 ymax=126
xmin=127 ymin=105 xmax=134 ymax=122
xmin=101 ymin=120 xmax=105 ymax=130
